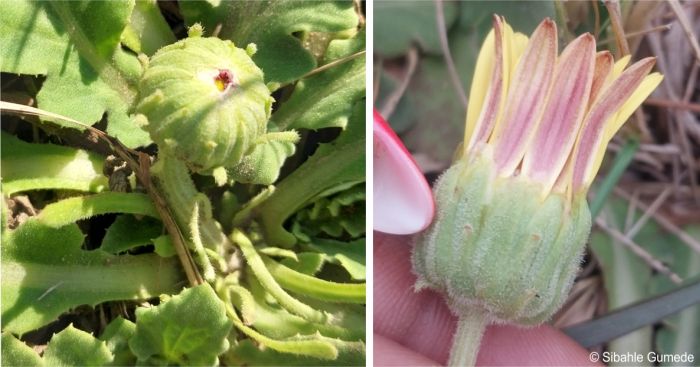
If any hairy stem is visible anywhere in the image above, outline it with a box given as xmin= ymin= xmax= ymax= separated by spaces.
xmin=151 ymin=156 xmax=233 ymax=262
xmin=448 ymin=308 xmax=489 ymax=367
xmin=232 ymin=229 xmax=328 ymax=324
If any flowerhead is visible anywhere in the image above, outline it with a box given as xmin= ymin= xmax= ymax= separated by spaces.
xmin=462 ymin=15 xmax=663 ymax=200
xmin=412 ymin=15 xmax=663 ymax=326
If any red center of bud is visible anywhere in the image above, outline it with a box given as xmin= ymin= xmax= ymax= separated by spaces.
xmin=214 ymin=69 xmax=235 ymax=92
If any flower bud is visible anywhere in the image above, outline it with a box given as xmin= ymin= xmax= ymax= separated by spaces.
xmin=136 ymin=35 xmax=273 ymax=173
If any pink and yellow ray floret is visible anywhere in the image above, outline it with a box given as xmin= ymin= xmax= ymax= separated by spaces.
xmin=412 ymin=15 xmax=663 ymax=367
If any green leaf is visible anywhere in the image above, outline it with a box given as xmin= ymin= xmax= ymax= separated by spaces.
xmin=228 ymin=131 xmax=299 ymax=185
xmin=1 ymin=333 xmax=44 ymax=367
xmin=122 ymin=0 xmax=176 ymax=56
xmin=1 ymin=219 xmax=182 ymax=335
xmin=262 ymin=256 xmax=364 ymax=304
xmin=180 ymin=0 xmax=359 ymax=83
xmin=374 ymin=0 xmax=458 ymax=57
xmin=101 ymin=215 xmax=163 ymax=254
xmin=100 ymin=317 xmax=137 ymax=366
xmin=153 ymin=235 xmax=176 ymax=258
xmin=43 ymin=324 xmax=113 ymax=366
xmin=229 ymin=281 xmax=363 ymax=341
xmin=389 ymin=45 xmax=473 ymax=166
xmin=225 ymin=338 xmax=365 ymax=366
xmin=36 ymin=192 xmax=159 ymax=228
xmin=232 ymin=230 xmax=328 ymax=324
xmin=1 ymin=132 xmax=107 ymax=196
xmin=129 ymin=284 xmax=233 ymax=366
xmin=589 ymin=140 xmax=639 ymax=218
xmin=307 ymin=238 xmax=366 ymax=281
xmin=589 ymin=200 xmax=655 ymax=361
xmin=457 ymin=1 xmax=556 ymax=35
xmin=294 ymin=183 xmax=366 ymax=239
xmin=281 ymin=253 xmax=325 ymax=276
xmin=272 ymin=30 xmax=365 ymax=131
xmin=649 ymin=227 xmax=700 ymax=362
xmin=0 ymin=0 xmax=150 ymax=147
xmin=259 ymin=100 xmax=365 ymax=247
xmin=220 ymin=286 xmax=339 ymax=360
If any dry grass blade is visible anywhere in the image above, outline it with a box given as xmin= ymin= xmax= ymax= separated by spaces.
xmin=645 ymin=98 xmax=700 ymax=113
xmin=595 ymin=216 xmax=683 ymax=284
xmin=667 ymin=0 xmax=700 ymax=64
xmin=615 ymin=187 xmax=700 ymax=254
xmin=434 ymin=0 xmax=467 ymax=108
xmin=604 ymin=0 xmax=631 ymax=56
xmin=379 ymin=46 xmax=418 ymax=118
xmin=597 ymin=23 xmax=673 ymax=47
xmin=624 ymin=187 xmax=672 ymax=239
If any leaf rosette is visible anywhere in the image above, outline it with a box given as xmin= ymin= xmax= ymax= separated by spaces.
xmin=136 ymin=33 xmax=274 ymax=173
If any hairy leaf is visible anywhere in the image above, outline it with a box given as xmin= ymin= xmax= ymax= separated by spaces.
xmin=1 ymin=333 xmax=44 ymax=367
xmin=307 ymin=238 xmax=366 ymax=281
xmin=129 ymin=284 xmax=232 ymax=366
xmin=43 ymin=324 xmax=113 ymax=366
xmin=259 ymin=101 xmax=365 ymax=247
xmin=294 ymin=183 xmax=366 ymax=239
xmin=100 ymin=317 xmax=137 ymax=366
xmin=272 ymin=30 xmax=365 ymax=131
xmin=228 ymin=131 xmax=299 ymax=185
xmin=1 ymin=219 xmax=182 ymax=335
xmin=225 ymin=339 xmax=365 ymax=367
xmin=36 ymin=192 xmax=159 ymax=228
xmin=180 ymin=0 xmax=359 ymax=83
xmin=281 ymin=253 xmax=325 ymax=276
xmin=101 ymin=215 xmax=163 ymax=254
xmin=262 ymin=256 xmax=365 ymax=304
xmin=122 ymin=0 xmax=175 ymax=55
xmin=229 ymin=281 xmax=362 ymax=341
xmin=220 ymin=287 xmax=338 ymax=360
xmin=374 ymin=1 xmax=457 ymax=57
xmin=1 ymin=132 xmax=107 ymax=196
xmin=0 ymin=0 xmax=150 ymax=147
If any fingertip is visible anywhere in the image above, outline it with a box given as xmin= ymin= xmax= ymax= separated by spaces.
xmin=374 ymin=333 xmax=440 ymax=366
xmin=477 ymin=324 xmax=600 ymax=366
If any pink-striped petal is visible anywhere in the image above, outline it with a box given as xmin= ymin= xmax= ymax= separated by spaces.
xmin=522 ymin=33 xmax=596 ymax=194
xmin=466 ymin=15 xmax=506 ymax=151
xmin=373 ymin=110 xmax=435 ymax=235
xmin=490 ymin=18 xmax=558 ymax=176
xmin=571 ymin=57 xmax=657 ymax=191
xmin=587 ymin=51 xmax=614 ymax=110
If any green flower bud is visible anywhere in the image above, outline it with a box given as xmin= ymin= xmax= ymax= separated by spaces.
xmin=136 ymin=36 xmax=274 ymax=173
xmin=413 ymin=150 xmax=591 ymax=325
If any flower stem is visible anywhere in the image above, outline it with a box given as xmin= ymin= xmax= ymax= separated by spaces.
xmin=448 ymin=308 xmax=489 ymax=367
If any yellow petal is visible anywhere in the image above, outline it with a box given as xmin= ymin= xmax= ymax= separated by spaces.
xmin=464 ymin=16 xmax=512 ymax=152
xmin=612 ymin=55 xmax=631 ymax=78
xmin=464 ymin=28 xmax=496 ymax=147
xmin=607 ymin=72 xmax=664 ymax=142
